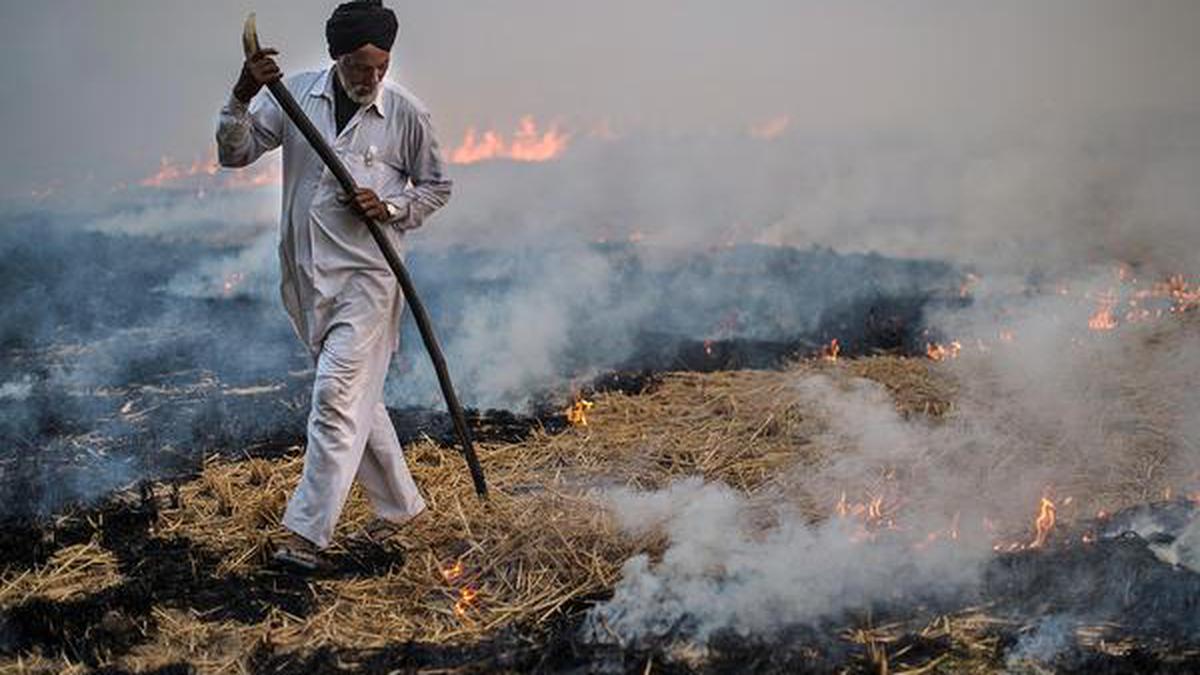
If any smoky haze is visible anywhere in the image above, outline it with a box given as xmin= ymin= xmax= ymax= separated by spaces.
xmin=1 ymin=0 xmax=1198 ymax=197
xmin=1 ymin=1 xmax=1199 ymax=646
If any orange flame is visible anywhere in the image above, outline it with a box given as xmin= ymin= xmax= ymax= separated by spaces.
xmin=822 ymin=338 xmax=840 ymax=362
xmin=926 ymin=341 xmax=962 ymax=361
xmin=566 ymin=397 xmax=594 ymax=427
xmin=453 ymin=586 xmax=479 ymax=619
xmin=1030 ymin=496 xmax=1057 ymax=548
xmin=137 ymin=149 xmax=281 ymax=191
xmin=1164 ymin=275 xmax=1200 ymax=313
xmin=440 ymin=560 xmax=464 ymax=583
xmin=749 ymin=115 xmax=790 ymax=140
xmin=867 ymin=496 xmax=883 ymax=521
xmin=1088 ymin=290 xmax=1119 ymax=331
xmin=833 ymin=489 xmax=899 ymax=540
xmin=140 ymin=154 xmax=219 ymax=187
xmin=449 ymin=116 xmax=569 ymax=165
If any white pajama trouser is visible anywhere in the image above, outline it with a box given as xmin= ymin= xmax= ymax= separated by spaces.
xmin=282 ymin=320 xmax=426 ymax=549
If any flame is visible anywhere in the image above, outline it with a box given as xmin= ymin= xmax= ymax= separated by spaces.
xmin=833 ymin=487 xmax=901 ymax=541
xmin=1163 ymin=275 xmax=1200 ymax=313
xmin=140 ymin=154 xmax=219 ymax=187
xmin=440 ymin=559 xmax=478 ymax=620
xmin=867 ymin=496 xmax=883 ymax=520
xmin=1088 ymin=290 xmax=1119 ymax=331
xmin=137 ymin=149 xmax=281 ymax=191
xmin=1030 ymin=496 xmax=1057 ymax=548
xmin=449 ymin=116 xmax=569 ymax=165
xmin=822 ymin=338 xmax=840 ymax=362
xmin=924 ymin=271 xmax=1195 ymax=362
xmin=926 ymin=340 xmax=962 ymax=361
xmin=453 ymin=586 xmax=479 ymax=619
xmin=440 ymin=560 xmax=464 ymax=583
xmin=749 ymin=115 xmax=790 ymax=140
xmin=566 ymin=397 xmax=594 ymax=427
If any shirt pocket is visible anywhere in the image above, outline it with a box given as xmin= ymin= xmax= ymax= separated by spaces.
xmin=340 ymin=143 xmax=404 ymax=199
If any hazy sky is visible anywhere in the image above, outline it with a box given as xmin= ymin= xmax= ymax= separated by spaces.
xmin=1 ymin=1 xmax=1198 ymax=196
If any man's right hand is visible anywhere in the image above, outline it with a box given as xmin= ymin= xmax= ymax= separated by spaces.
xmin=233 ymin=48 xmax=282 ymax=104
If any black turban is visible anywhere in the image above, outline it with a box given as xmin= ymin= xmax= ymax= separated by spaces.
xmin=326 ymin=0 xmax=399 ymax=59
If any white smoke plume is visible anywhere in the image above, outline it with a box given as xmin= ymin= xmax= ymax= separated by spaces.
xmin=588 ymin=477 xmax=985 ymax=644
xmin=588 ymin=268 xmax=1200 ymax=643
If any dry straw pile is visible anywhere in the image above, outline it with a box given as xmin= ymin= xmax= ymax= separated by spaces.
xmin=1 ymin=357 xmax=956 ymax=673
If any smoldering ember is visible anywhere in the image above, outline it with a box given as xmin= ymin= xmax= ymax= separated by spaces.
xmin=3 ymin=3 xmax=1200 ymax=675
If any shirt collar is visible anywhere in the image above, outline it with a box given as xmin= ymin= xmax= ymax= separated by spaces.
xmin=308 ymin=66 xmax=388 ymax=119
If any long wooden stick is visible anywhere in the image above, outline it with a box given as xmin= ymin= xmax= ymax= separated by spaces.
xmin=242 ymin=13 xmax=488 ymax=497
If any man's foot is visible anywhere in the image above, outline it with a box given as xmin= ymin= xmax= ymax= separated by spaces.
xmin=271 ymin=531 xmax=327 ymax=573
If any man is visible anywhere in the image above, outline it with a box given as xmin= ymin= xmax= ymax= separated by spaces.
xmin=216 ymin=0 xmax=451 ymax=570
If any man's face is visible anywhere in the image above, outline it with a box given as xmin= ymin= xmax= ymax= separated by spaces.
xmin=336 ymin=44 xmax=390 ymax=104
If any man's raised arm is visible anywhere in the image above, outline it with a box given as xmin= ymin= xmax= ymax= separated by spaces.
xmin=216 ymin=48 xmax=285 ymax=168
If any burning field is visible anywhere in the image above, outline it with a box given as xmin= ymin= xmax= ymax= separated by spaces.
xmin=3 ymin=1 xmax=1200 ymax=672
xmin=3 ymin=161 xmax=1200 ymax=673
xmin=4 ymin=8 xmax=1200 ymax=666
xmin=2 ymin=137 xmax=1200 ymax=672
xmin=3 ymin=295 xmax=1200 ymax=673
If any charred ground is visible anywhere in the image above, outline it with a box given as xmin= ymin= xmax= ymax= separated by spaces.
xmin=0 ymin=211 xmax=959 ymax=517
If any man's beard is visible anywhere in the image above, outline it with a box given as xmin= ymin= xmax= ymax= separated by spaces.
xmin=335 ymin=62 xmax=379 ymax=105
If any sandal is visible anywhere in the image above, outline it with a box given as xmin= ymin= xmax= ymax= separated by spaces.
xmin=271 ymin=532 xmax=327 ymax=573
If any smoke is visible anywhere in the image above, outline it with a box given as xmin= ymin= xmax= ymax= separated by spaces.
xmin=4 ymin=109 xmax=1198 ymax=519
xmin=585 ymin=374 xmax=994 ymax=642
xmin=587 ymin=287 xmax=1200 ymax=643
xmin=391 ymin=237 xmax=951 ymax=410
xmin=1 ymin=2 xmax=1197 ymax=538
xmin=0 ymin=167 xmax=955 ymax=516
xmin=0 ymin=193 xmax=307 ymax=516
xmin=586 ymin=315 xmax=1200 ymax=644
xmin=587 ymin=479 xmax=984 ymax=643
xmin=1004 ymin=615 xmax=1075 ymax=671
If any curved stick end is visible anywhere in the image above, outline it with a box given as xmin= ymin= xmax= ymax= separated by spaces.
xmin=242 ymin=13 xmax=260 ymax=58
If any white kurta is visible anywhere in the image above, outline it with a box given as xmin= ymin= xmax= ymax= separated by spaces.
xmin=216 ymin=67 xmax=451 ymax=547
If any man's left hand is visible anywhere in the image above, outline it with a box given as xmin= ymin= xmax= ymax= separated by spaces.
xmin=348 ymin=187 xmax=390 ymax=222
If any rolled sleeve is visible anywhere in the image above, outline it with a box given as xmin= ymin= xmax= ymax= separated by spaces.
xmin=216 ymin=89 xmax=283 ymax=168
